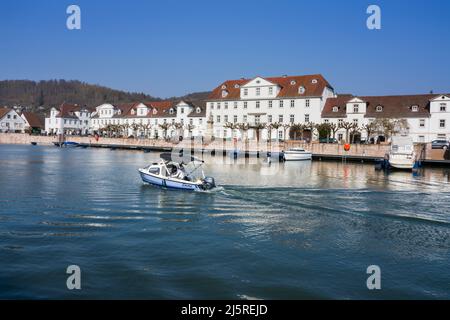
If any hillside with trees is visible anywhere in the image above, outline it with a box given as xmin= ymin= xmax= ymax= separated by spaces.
xmin=0 ymin=80 xmax=211 ymax=116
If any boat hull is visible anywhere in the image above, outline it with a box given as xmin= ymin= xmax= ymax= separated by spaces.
xmin=283 ymin=152 xmax=312 ymax=161
xmin=139 ymin=169 xmax=202 ymax=191
xmin=389 ymin=159 xmax=415 ymax=170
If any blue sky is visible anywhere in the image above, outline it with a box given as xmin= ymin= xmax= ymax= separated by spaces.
xmin=0 ymin=0 xmax=449 ymax=98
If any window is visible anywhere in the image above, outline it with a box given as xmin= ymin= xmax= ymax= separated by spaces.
xmin=353 ymin=104 xmax=359 ymax=113
xmin=332 ymin=106 xmax=339 ymax=112
xmin=244 ymin=88 xmax=248 ymax=96
xmin=298 ymin=86 xmax=305 ymax=94
xmin=338 ymin=119 xmax=343 ymax=126
xmin=440 ymin=103 xmax=447 ymax=112
xmin=13 ymin=115 xmax=17 ymax=119
xmin=7 ymin=115 xmax=10 ymax=119
xmin=290 ymin=100 xmax=295 ymax=108
xmin=278 ymin=131 xmax=283 ymax=139
xmin=256 ymin=101 xmax=260 ymax=109
xmin=311 ymin=79 xmax=318 ymax=84
xmin=196 ymin=107 xmax=201 ymax=113
xmin=180 ymin=108 xmax=184 ymax=114
xmin=269 ymin=100 xmax=273 ymax=108
xmin=419 ymin=119 xmax=425 ymax=127
xmin=225 ymin=102 xmax=228 ymax=109
xmin=199 ymin=119 xmax=203 ymax=125
xmin=290 ymin=114 xmax=295 ymax=123
xmin=234 ymin=102 xmax=238 ymax=109
xmin=306 ymin=99 xmax=310 ymax=107
xmin=338 ymin=133 xmax=343 ymax=141
xmin=216 ymin=115 xmax=221 ymax=123
xmin=222 ymin=90 xmax=228 ymax=98
xmin=290 ymin=80 xmax=296 ymax=85
xmin=169 ymin=109 xmax=174 ymax=114
xmin=353 ymin=119 xmax=358 ymax=125
xmin=189 ymin=119 xmax=193 ymax=125
xmin=210 ymin=103 xmax=214 ymax=110
xmin=256 ymin=88 xmax=260 ymax=96
xmin=305 ymin=114 xmax=310 ymax=122
xmin=268 ymin=115 xmax=272 ymax=123
xmin=255 ymin=115 xmax=260 ymax=124
xmin=233 ymin=115 xmax=237 ymax=123
xmin=243 ymin=115 xmax=247 ymax=122
xmin=217 ymin=103 xmax=221 ymax=110
xmin=324 ymin=119 xmax=329 ymax=123
xmin=223 ymin=130 xmax=227 ymax=138
xmin=279 ymin=115 xmax=284 ymax=123
xmin=440 ymin=119 xmax=446 ymax=128
xmin=279 ymin=100 xmax=284 ymax=108
xmin=224 ymin=115 xmax=228 ymax=123
xmin=234 ymin=84 xmax=239 ymax=88
xmin=418 ymin=136 xmax=425 ymax=142
xmin=411 ymin=105 xmax=419 ymax=112
xmin=244 ymin=102 xmax=248 ymax=109
xmin=269 ymin=87 xmax=273 ymax=95
xmin=376 ymin=105 xmax=383 ymax=112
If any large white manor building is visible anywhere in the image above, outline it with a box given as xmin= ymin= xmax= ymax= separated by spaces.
xmin=44 ymin=74 xmax=450 ymax=143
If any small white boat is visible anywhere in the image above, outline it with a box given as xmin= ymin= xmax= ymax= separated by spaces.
xmin=283 ymin=148 xmax=312 ymax=161
xmin=388 ymin=136 xmax=416 ymax=170
xmin=138 ymin=153 xmax=216 ymax=191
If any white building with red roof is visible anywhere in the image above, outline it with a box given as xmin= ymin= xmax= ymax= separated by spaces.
xmin=0 ymin=107 xmax=26 ymax=133
xmin=206 ymin=74 xmax=335 ymax=140
xmin=45 ymin=103 xmax=92 ymax=135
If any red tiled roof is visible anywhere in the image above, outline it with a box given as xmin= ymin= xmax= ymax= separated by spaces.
xmin=0 ymin=107 xmax=11 ymax=119
xmin=208 ymin=74 xmax=332 ymax=100
xmin=322 ymin=94 xmax=445 ymax=118
xmin=144 ymin=101 xmax=176 ymax=118
xmin=21 ymin=112 xmax=44 ymax=128
xmin=56 ymin=103 xmax=82 ymax=119
xmin=321 ymin=95 xmax=354 ymax=118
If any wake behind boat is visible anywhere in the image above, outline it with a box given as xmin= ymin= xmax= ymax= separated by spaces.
xmin=138 ymin=153 xmax=216 ymax=191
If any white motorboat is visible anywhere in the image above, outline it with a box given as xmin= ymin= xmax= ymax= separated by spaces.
xmin=283 ymin=148 xmax=312 ymax=161
xmin=388 ymin=136 xmax=417 ymax=170
xmin=138 ymin=153 xmax=216 ymax=191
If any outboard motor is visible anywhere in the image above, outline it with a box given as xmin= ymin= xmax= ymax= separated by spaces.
xmin=202 ymin=177 xmax=216 ymax=190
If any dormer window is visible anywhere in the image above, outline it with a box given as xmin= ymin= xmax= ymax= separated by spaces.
xmin=153 ymin=109 xmax=157 ymax=114
xmin=311 ymin=79 xmax=318 ymax=84
xmin=221 ymin=84 xmax=227 ymax=89
xmin=411 ymin=105 xmax=419 ymax=112
xmin=298 ymin=86 xmax=305 ymax=94
xmin=376 ymin=105 xmax=383 ymax=112
xmin=440 ymin=103 xmax=447 ymax=112
xmin=290 ymin=80 xmax=296 ymax=85
xmin=234 ymin=84 xmax=240 ymax=89
xmin=353 ymin=104 xmax=359 ymax=113
xmin=222 ymin=90 xmax=228 ymax=98
xmin=131 ymin=109 xmax=135 ymax=115
xmin=196 ymin=107 xmax=201 ymax=113
xmin=332 ymin=106 xmax=339 ymax=112
xmin=169 ymin=108 xmax=174 ymax=114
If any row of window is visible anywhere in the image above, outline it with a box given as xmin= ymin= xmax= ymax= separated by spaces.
xmin=333 ymin=103 xmax=447 ymax=113
xmin=210 ymin=99 xmax=310 ymax=110
xmin=215 ymin=114 xmax=310 ymax=124
xmin=92 ymin=118 xmax=203 ymax=126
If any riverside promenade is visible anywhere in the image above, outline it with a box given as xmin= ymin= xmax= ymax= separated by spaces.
xmin=0 ymin=133 xmax=448 ymax=163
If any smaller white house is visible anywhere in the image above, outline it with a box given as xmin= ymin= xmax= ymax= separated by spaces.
xmin=45 ymin=103 xmax=92 ymax=135
xmin=0 ymin=107 xmax=26 ymax=133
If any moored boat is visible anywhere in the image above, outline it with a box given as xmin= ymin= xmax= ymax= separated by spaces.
xmin=53 ymin=141 xmax=80 ymax=148
xmin=388 ymin=136 xmax=416 ymax=170
xmin=283 ymin=148 xmax=312 ymax=161
xmin=138 ymin=153 xmax=216 ymax=191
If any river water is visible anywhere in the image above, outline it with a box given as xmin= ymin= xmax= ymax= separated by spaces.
xmin=0 ymin=144 xmax=449 ymax=299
